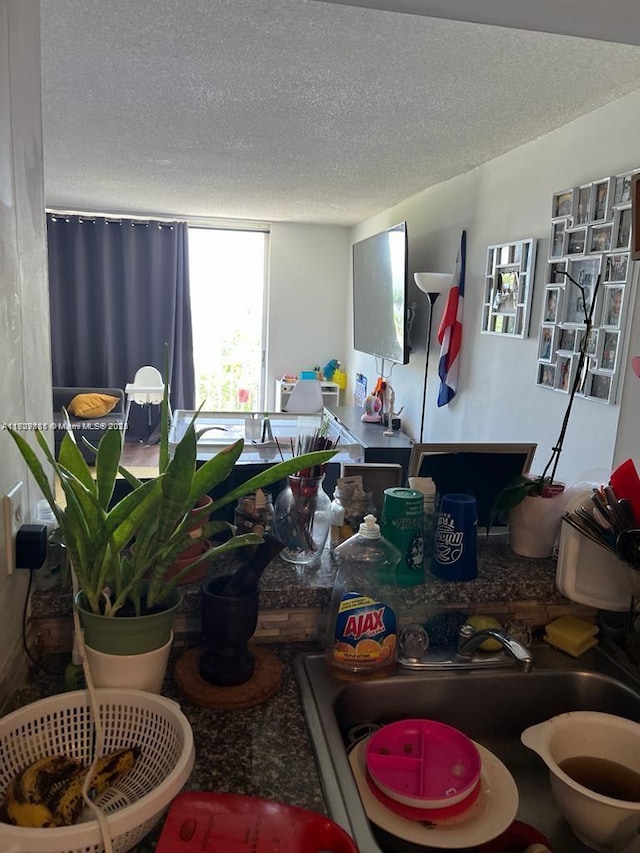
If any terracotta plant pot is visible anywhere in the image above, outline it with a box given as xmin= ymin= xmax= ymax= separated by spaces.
xmin=178 ymin=538 xmax=207 ymax=560
xmin=165 ymin=539 xmax=212 ymax=585
xmin=186 ymin=495 xmax=213 ymax=538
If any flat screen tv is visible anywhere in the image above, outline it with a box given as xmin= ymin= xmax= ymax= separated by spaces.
xmin=352 ymin=222 xmax=409 ymax=365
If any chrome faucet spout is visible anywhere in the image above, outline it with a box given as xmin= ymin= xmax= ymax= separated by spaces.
xmin=457 ymin=624 xmax=534 ymax=673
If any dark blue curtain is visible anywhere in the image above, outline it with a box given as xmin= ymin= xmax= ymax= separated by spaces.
xmin=47 ymin=214 xmax=195 ymax=442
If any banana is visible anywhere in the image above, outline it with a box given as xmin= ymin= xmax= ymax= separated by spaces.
xmin=3 ymin=754 xmax=82 ymax=828
xmin=5 ymin=776 xmax=58 ymax=828
xmin=18 ymin=754 xmax=83 ymax=805
xmin=2 ymin=747 xmax=140 ymax=828
xmin=4 ymin=777 xmax=60 ymax=828
xmin=49 ymin=747 xmax=141 ymax=826
xmin=89 ymin=746 xmax=140 ymax=797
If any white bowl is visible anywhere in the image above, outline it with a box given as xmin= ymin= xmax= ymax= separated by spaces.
xmin=83 ymin=631 xmax=173 ymax=694
xmin=522 ymin=711 xmax=640 ymax=851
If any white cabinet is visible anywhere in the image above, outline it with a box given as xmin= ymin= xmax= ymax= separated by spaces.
xmin=275 ymin=379 xmax=340 ymax=411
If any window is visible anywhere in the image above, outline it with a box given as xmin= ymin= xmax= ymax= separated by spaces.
xmin=188 ymin=227 xmax=267 ymax=411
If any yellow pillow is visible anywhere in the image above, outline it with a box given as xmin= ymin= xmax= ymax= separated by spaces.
xmin=67 ymin=393 xmax=119 ymax=419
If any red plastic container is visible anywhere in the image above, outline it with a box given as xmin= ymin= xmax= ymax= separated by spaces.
xmin=156 ymin=792 xmax=360 ymax=852
xmin=611 ymin=458 xmax=640 ymax=526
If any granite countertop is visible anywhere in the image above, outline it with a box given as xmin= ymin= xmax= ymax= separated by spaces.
xmin=18 ymin=538 xmax=585 ymax=850
xmin=20 ymin=642 xmax=325 ymax=852
xmin=32 ymin=534 xmax=564 ymax=620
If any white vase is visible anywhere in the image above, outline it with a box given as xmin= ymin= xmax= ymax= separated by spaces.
xmin=508 ymin=493 xmax=567 ymax=559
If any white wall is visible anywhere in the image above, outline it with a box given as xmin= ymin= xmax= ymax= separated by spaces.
xmin=346 ymin=89 xmax=640 ymax=487
xmin=613 ymin=250 xmax=640 ymax=466
xmin=0 ymin=0 xmax=52 ymax=698
xmin=266 ymin=222 xmax=350 ymax=408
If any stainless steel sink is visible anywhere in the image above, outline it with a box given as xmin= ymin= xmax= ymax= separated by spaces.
xmin=295 ymin=644 xmax=640 ymax=852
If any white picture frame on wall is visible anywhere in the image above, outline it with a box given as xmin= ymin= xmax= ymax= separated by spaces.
xmin=538 ymin=325 xmax=556 ymax=361
xmin=537 ymin=362 xmax=556 ymax=389
xmin=552 ymin=189 xmax=575 ymax=219
xmin=602 ymin=286 xmax=624 ymax=328
xmin=550 ymin=221 xmax=566 ymax=258
xmin=481 ymin=238 xmax=537 ymax=338
xmin=540 ymin=169 xmax=637 ymax=404
xmin=605 ymin=253 xmax=629 ymax=282
xmin=555 ymin=355 xmax=574 ymax=393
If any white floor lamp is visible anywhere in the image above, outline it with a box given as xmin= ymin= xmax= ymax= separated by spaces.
xmin=414 ymin=272 xmax=452 ymax=442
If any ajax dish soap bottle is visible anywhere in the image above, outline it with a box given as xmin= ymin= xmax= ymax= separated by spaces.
xmin=326 ymin=514 xmax=401 ymax=680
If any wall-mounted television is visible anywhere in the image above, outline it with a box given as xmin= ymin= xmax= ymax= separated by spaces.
xmin=352 ymin=222 xmax=409 ymax=365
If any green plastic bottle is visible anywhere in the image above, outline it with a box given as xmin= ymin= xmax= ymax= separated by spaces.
xmin=64 ymin=633 xmax=85 ymax=692
xmin=325 ymin=515 xmax=401 ymax=680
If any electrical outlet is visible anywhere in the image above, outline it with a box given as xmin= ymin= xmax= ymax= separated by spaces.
xmin=2 ymin=482 xmax=23 ymax=575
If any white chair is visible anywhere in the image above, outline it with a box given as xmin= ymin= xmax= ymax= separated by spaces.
xmin=124 ymin=365 xmax=170 ymax=434
xmin=283 ymin=379 xmax=324 ymax=413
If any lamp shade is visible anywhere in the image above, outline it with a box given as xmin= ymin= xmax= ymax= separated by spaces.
xmin=414 ymin=272 xmax=451 ymax=295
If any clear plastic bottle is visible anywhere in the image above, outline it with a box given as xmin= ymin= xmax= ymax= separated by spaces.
xmin=329 ymin=482 xmax=373 ymax=550
xmin=409 ymin=476 xmax=438 ymax=574
xmin=326 ymin=514 xmax=401 ymax=680
xmin=329 ymin=495 xmax=348 ymax=551
xmin=234 ymin=490 xmax=274 ymax=537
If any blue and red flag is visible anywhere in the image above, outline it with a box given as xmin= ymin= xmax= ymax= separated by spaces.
xmin=437 ymin=230 xmax=466 ymax=407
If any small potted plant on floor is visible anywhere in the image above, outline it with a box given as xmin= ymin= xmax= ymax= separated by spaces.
xmin=492 ymin=270 xmax=600 ymax=557
xmin=8 ymin=370 xmax=335 ymax=685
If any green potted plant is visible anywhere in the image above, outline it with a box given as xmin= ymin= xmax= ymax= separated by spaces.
xmin=8 ymin=373 xmax=335 ymax=663
xmin=491 ymin=270 xmax=600 ymax=557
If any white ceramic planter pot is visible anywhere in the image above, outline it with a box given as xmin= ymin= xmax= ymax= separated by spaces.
xmin=83 ymin=631 xmax=173 ymax=694
xmin=508 ymin=493 xmax=568 ymax=558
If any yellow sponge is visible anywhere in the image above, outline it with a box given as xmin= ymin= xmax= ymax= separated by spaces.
xmin=544 ymin=615 xmax=598 ymax=657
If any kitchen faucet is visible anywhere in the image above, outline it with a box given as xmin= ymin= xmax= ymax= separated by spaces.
xmin=398 ymin=622 xmax=534 ymax=672
xmin=456 ymin=623 xmax=534 ymax=673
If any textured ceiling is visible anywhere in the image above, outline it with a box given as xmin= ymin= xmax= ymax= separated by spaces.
xmin=40 ymin=0 xmax=640 ymax=226
xmin=317 ymin=0 xmax=640 ymax=46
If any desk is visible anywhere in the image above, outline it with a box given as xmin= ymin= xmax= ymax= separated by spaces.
xmin=323 ymin=405 xmax=414 ymax=479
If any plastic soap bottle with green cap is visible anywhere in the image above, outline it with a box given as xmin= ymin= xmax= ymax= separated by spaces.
xmin=325 ymin=514 xmax=401 ymax=680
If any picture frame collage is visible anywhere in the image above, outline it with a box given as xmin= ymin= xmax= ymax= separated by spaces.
xmin=537 ymin=170 xmax=638 ymax=403
xmin=482 ymin=238 xmax=536 ymax=338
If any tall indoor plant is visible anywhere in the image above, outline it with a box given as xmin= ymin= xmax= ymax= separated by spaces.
xmin=8 ymin=373 xmax=335 ymax=656
xmin=492 ymin=270 xmax=601 ymax=557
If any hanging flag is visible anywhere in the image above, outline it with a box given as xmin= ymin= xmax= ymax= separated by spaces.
xmin=437 ymin=230 xmax=466 ymax=407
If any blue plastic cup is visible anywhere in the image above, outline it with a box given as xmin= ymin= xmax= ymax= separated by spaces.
xmin=431 ymin=494 xmax=478 ymax=581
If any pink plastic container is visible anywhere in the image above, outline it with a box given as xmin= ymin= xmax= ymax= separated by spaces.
xmin=365 ymin=719 xmax=481 ymax=808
